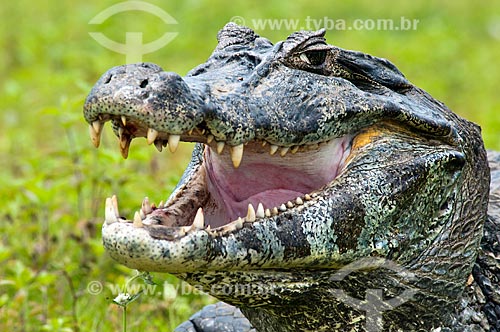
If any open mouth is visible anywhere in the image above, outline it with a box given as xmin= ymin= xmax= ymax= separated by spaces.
xmin=90 ymin=116 xmax=354 ymax=236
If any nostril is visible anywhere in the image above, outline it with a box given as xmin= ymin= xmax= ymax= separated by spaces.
xmin=140 ymin=79 xmax=149 ymax=88
xmin=104 ymin=75 xmax=112 ymax=84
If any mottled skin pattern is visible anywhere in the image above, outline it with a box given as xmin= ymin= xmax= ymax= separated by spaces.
xmin=83 ymin=23 xmax=500 ymax=331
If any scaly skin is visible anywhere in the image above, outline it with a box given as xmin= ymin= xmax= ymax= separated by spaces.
xmin=83 ymin=23 xmax=499 ymax=331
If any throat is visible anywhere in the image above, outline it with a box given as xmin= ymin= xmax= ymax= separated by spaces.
xmin=203 ymin=137 xmax=351 ymax=227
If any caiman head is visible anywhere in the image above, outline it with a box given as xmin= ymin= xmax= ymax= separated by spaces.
xmin=84 ymin=23 xmax=490 ymax=330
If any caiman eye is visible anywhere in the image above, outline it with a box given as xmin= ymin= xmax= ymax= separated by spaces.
xmin=300 ymin=50 xmax=327 ymax=66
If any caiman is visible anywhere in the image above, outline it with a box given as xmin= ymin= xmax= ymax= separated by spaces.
xmin=83 ymin=23 xmax=500 ymax=331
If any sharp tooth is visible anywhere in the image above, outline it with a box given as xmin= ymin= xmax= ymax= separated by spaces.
xmin=304 ymin=194 xmax=312 ymax=201
xmin=105 ymin=197 xmax=118 ymax=224
xmin=291 ymin=146 xmax=299 ymax=154
xmin=119 ymin=132 xmax=129 ymax=148
xmin=92 ymin=120 xmax=103 ymax=135
xmin=119 ymin=135 xmax=131 ymax=158
xmin=118 ymin=127 xmax=124 ymax=140
xmin=158 ymin=201 xmax=164 ymax=209
xmin=142 ymin=197 xmax=152 ymax=214
xmin=139 ymin=209 xmax=146 ymax=219
xmin=168 ymin=134 xmax=180 ymax=153
xmin=89 ymin=124 xmax=101 ymax=148
xmin=121 ymin=116 xmax=127 ymax=126
xmin=216 ymin=141 xmax=225 ymax=154
xmin=272 ymin=207 xmax=279 ymax=215
xmin=256 ymin=203 xmax=265 ymax=219
xmin=111 ymin=195 xmax=120 ymax=218
xmin=296 ymin=197 xmax=303 ymax=205
xmin=265 ymin=209 xmax=271 ymax=217
xmin=133 ymin=211 xmax=143 ymax=227
xmin=200 ymin=129 xmax=206 ymax=135
xmin=246 ymin=204 xmax=256 ymax=222
xmin=207 ymin=135 xmax=214 ymax=144
xmin=154 ymin=140 xmax=163 ymax=152
xmin=269 ymin=145 xmax=279 ymax=155
xmin=279 ymin=204 xmax=287 ymax=212
xmin=147 ymin=128 xmax=159 ymax=145
xmin=192 ymin=207 xmax=205 ymax=230
xmin=188 ymin=128 xmax=194 ymax=135
xmin=280 ymin=147 xmax=289 ymax=157
xmin=286 ymin=201 xmax=294 ymax=208
xmin=231 ymin=144 xmax=244 ymax=168
xmin=235 ymin=217 xmax=244 ymax=229
xmin=261 ymin=141 xmax=267 ymax=147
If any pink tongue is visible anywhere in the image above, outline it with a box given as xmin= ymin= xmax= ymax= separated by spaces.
xmin=208 ymin=162 xmax=311 ymax=220
xmin=204 ymin=137 xmax=350 ymax=227
xmin=212 ymin=161 xmax=314 ymax=201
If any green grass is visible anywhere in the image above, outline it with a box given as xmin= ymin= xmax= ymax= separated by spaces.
xmin=0 ymin=0 xmax=499 ymax=331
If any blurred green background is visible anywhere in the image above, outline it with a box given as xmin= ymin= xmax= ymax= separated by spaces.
xmin=1 ymin=0 xmax=499 ymax=331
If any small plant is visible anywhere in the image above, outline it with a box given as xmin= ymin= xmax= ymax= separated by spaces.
xmin=112 ymin=271 xmax=157 ymax=332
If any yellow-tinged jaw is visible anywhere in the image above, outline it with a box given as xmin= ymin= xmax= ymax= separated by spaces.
xmin=346 ymin=122 xmax=423 ymax=165
xmin=350 ymin=126 xmax=384 ymax=151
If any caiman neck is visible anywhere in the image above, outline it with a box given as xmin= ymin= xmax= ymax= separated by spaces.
xmin=181 ymin=268 xmax=457 ymax=331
